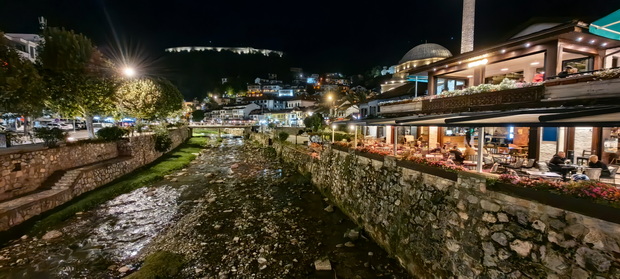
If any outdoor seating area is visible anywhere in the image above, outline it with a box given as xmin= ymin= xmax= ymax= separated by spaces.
xmin=332 ymin=127 xmax=620 ymax=188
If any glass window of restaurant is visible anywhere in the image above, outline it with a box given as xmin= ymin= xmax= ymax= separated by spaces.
xmin=436 ymin=78 xmax=466 ymax=94
xmin=561 ymin=52 xmax=594 ymax=73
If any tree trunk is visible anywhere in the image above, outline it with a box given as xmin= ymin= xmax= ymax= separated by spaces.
xmin=85 ymin=114 xmax=95 ymax=139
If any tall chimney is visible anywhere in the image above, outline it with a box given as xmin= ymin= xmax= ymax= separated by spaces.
xmin=461 ymin=0 xmax=475 ymax=54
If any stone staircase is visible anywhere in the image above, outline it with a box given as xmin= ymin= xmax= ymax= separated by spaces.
xmin=51 ymin=169 xmax=83 ymax=190
xmin=0 ymin=157 xmax=132 ymax=231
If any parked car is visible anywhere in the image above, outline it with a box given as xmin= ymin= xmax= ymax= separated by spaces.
xmin=46 ymin=123 xmax=73 ymax=130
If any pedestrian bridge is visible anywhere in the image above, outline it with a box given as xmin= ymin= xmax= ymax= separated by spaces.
xmin=188 ymin=123 xmax=256 ymax=129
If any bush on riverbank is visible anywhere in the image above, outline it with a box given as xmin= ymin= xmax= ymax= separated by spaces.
xmin=29 ymin=137 xmax=209 ymax=234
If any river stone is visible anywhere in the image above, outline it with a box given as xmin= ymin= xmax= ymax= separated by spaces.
xmin=170 ymin=178 xmax=178 ymax=182
xmin=482 ymin=213 xmax=497 ymax=223
xmin=509 ymin=240 xmax=533 ymax=257
xmin=532 ymin=220 xmax=546 ymax=233
xmin=314 ymin=259 xmax=332 ymax=271
xmin=564 ymin=224 xmax=589 ymax=239
xmin=257 ymin=257 xmax=267 ymax=264
xmin=324 ymin=205 xmax=334 ymax=213
xmin=345 ymin=229 xmax=360 ymax=241
xmin=344 ymin=241 xmax=355 ymax=247
xmin=491 ymin=232 xmax=508 ymax=246
xmin=497 ymin=213 xmax=509 ymax=223
xmin=446 ymin=240 xmax=460 ymax=252
xmin=42 ymin=230 xmax=62 ymax=240
xmin=571 ymin=268 xmax=589 ymax=279
xmin=118 ymin=266 xmax=130 ymax=273
xmin=480 ymin=200 xmax=501 ymax=212
xmin=543 ymin=250 xmax=569 ymax=275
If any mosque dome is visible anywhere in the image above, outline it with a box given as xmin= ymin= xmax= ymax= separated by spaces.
xmin=399 ymin=43 xmax=452 ymax=64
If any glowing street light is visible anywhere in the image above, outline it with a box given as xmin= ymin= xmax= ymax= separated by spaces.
xmin=123 ymin=67 xmax=136 ymax=77
xmin=332 ymin=124 xmax=337 ymax=143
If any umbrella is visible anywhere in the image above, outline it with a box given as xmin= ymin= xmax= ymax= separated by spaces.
xmin=590 ymin=9 xmax=620 ymax=40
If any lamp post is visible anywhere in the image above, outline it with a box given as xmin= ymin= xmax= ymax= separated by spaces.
xmin=123 ymin=67 xmax=136 ymax=77
xmin=332 ymin=124 xmax=336 ymax=143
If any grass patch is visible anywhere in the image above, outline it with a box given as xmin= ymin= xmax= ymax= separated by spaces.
xmin=126 ymin=251 xmax=185 ymax=279
xmin=192 ymin=128 xmax=221 ymax=137
xmin=28 ymin=137 xmax=209 ymax=235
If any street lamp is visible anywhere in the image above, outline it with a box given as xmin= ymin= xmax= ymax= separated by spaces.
xmin=123 ymin=67 xmax=136 ymax=77
xmin=332 ymin=124 xmax=337 ymax=143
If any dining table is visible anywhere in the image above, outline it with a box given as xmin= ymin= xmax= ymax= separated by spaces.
xmin=558 ymin=164 xmax=579 ymax=181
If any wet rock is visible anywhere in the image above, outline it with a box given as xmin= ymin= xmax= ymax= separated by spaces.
xmin=20 ymin=235 xmax=28 ymax=240
xmin=205 ymin=173 xmax=214 ymax=178
xmin=231 ymin=163 xmax=239 ymax=169
xmin=107 ymin=265 xmax=117 ymax=271
xmin=345 ymin=229 xmax=360 ymax=241
xmin=207 ymin=197 xmax=217 ymax=203
xmin=41 ymin=230 xmax=62 ymax=240
xmin=324 ymin=205 xmax=334 ymax=213
xmin=170 ymin=178 xmax=178 ymax=182
xmin=344 ymin=241 xmax=355 ymax=247
xmin=314 ymin=259 xmax=332 ymax=271
xmin=118 ymin=265 xmax=131 ymax=273
xmin=214 ymin=224 xmax=222 ymax=230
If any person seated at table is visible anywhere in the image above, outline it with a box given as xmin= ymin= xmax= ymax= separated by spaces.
xmin=449 ymin=146 xmax=465 ymax=164
xmin=463 ymin=144 xmax=476 ymax=157
xmin=548 ymin=151 xmax=566 ymax=173
xmin=588 ymin=155 xmax=611 ymax=176
xmin=429 ymin=143 xmax=443 ymax=153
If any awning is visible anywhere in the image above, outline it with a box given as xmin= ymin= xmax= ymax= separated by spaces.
xmin=590 ymin=9 xmax=620 ymax=40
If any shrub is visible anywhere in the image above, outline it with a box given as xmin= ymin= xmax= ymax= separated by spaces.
xmin=135 ymin=122 xmax=147 ymax=133
xmin=154 ymin=128 xmax=173 ymax=152
xmin=33 ymin=127 xmax=66 ymax=148
xmin=96 ymin=126 xmax=128 ymax=141
xmin=278 ymin=131 xmax=289 ymax=142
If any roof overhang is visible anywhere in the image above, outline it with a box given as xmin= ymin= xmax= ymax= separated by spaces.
xmin=590 ymin=9 xmax=620 ymax=40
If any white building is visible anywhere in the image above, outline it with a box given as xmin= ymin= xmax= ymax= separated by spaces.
xmin=216 ymin=103 xmax=261 ymax=120
xmin=3 ymin=33 xmax=41 ymax=62
xmin=286 ymin=96 xmax=318 ymax=109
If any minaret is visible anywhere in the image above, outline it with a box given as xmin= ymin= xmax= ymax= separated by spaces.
xmin=460 ymin=0 xmax=475 ymax=54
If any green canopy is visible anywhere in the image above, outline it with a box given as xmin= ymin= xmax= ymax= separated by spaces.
xmin=590 ymin=9 xmax=620 ymax=40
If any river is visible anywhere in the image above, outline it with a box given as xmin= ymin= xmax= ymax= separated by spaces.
xmin=0 ymin=138 xmax=411 ymax=278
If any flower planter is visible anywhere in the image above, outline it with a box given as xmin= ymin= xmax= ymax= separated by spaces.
xmin=354 ymin=151 xmax=385 ymax=162
xmin=490 ymin=182 xmax=620 ymax=224
xmin=396 ymin=160 xmax=458 ymax=181
xmin=331 ymin=144 xmax=350 ymax=153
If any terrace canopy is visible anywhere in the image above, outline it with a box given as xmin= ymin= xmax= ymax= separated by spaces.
xmin=590 ymin=9 xmax=620 ymax=40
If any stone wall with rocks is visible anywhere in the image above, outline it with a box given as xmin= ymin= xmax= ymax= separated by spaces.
xmin=269 ymin=140 xmax=620 ymax=278
xmin=0 ymin=142 xmax=119 ymax=202
xmin=0 ymin=128 xmax=190 ymax=231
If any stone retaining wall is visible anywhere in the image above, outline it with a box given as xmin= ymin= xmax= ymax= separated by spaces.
xmin=0 ymin=142 xmax=119 ymax=202
xmin=0 ymin=128 xmax=189 ymax=231
xmin=266 ymin=138 xmax=620 ymax=278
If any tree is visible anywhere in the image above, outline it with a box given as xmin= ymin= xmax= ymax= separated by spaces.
xmin=116 ymin=77 xmax=183 ymax=121
xmin=38 ymin=27 xmax=118 ymax=138
xmin=191 ymin=110 xmax=205 ymax=122
xmin=303 ymin=113 xmax=323 ymax=132
xmin=0 ymin=31 xmax=45 ymax=135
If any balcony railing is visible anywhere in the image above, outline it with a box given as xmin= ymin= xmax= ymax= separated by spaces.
xmin=421 ymin=86 xmax=545 ymax=113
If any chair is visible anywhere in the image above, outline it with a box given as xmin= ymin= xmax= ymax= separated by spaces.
xmin=537 ymin=161 xmax=550 ymax=172
xmin=523 ymin=158 xmax=536 ymax=169
xmin=582 ymin=149 xmax=596 ymax=157
xmin=600 ymin=167 xmax=618 ymax=184
xmin=490 ymin=163 xmax=500 ymax=173
xmin=505 ymin=158 xmax=525 ymax=170
xmin=584 ymin=168 xmax=602 ymax=181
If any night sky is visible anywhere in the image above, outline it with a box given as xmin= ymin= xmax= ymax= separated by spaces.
xmin=0 ymin=0 xmax=618 ymax=74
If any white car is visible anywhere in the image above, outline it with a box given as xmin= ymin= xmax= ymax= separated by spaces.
xmin=47 ymin=123 xmax=73 ymax=130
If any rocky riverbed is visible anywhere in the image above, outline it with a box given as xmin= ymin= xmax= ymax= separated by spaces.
xmin=0 ymin=139 xmax=411 ymax=278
